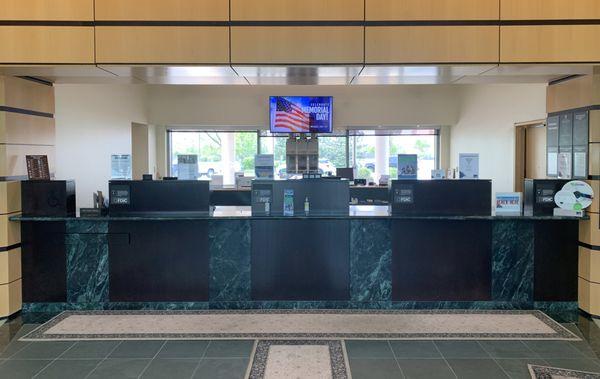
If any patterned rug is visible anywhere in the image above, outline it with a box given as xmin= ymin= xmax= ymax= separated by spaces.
xmin=247 ymin=340 xmax=349 ymax=379
xmin=528 ymin=364 xmax=600 ymax=378
xmin=20 ymin=309 xmax=580 ymax=341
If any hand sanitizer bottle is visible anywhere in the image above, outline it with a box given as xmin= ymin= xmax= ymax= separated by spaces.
xmin=304 ymin=196 xmax=310 ymax=216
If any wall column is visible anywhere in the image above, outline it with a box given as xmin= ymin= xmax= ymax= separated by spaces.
xmin=0 ymin=76 xmax=55 ymax=318
xmin=374 ymin=135 xmax=389 ymax=183
xmin=547 ymin=71 xmax=600 ymax=317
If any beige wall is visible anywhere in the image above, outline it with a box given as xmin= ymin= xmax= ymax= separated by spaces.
xmin=54 ymin=84 xmax=147 ymax=208
xmin=450 ymin=84 xmax=547 ymax=194
xmin=146 ymin=85 xmax=461 ymax=128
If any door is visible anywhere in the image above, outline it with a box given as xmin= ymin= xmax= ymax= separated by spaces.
xmin=514 ymin=120 xmax=546 ymax=192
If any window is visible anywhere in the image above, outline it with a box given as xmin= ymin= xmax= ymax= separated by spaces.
xmin=168 ymin=128 xmax=439 ymax=184
xmin=259 ymin=131 xmax=349 ymax=178
xmin=258 ymin=133 xmax=287 ymax=178
xmin=168 ymin=130 xmax=257 ymax=185
xmin=350 ymin=129 xmax=439 ymax=182
xmin=318 ymin=134 xmax=348 ymax=175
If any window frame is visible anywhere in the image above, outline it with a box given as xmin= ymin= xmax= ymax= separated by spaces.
xmin=167 ymin=127 xmax=441 ymax=177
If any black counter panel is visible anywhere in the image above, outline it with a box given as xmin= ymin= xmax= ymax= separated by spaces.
xmin=251 ymin=219 xmax=349 ymax=300
xmin=210 ymin=190 xmax=251 ymax=206
xmin=109 ymin=180 xmax=209 ymax=217
xmin=533 ymin=221 xmax=578 ymax=301
xmin=390 ymin=180 xmax=491 ymax=217
xmin=392 ymin=220 xmax=492 ymax=301
xmin=21 ymin=222 xmax=67 ymax=302
xmin=108 ymin=221 xmax=209 ymax=302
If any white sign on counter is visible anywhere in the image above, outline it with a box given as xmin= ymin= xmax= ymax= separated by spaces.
xmin=458 ymin=153 xmax=479 ymax=179
xmin=111 ymin=154 xmax=132 ymax=180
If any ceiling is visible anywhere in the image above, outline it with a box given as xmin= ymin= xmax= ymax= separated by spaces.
xmin=0 ymin=64 xmax=595 ymax=85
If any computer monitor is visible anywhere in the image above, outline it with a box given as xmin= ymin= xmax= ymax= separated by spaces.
xmin=336 ymin=167 xmax=354 ymax=181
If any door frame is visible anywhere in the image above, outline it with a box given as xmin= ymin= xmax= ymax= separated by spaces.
xmin=514 ymin=119 xmax=546 ymax=193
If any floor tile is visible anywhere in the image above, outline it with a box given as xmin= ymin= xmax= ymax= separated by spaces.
xmin=0 ymin=339 xmax=30 ymax=358
xmin=447 ymin=358 xmax=509 ymax=379
xmin=523 ymin=340 xmax=585 ymax=359
xmin=390 ymin=341 xmax=441 ymax=359
xmin=36 ymin=359 xmax=100 ymax=379
xmin=141 ymin=358 xmax=199 ymax=379
xmin=61 ymin=340 xmax=121 ymax=359
xmin=435 ymin=340 xmax=490 ymax=359
xmin=193 ymin=358 xmax=249 ymax=379
xmin=495 ymin=359 xmax=547 ymax=379
xmin=397 ymin=358 xmax=455 ymax=379
xmin=108 ymin=340 xmax=165 ymax=359
xmin=11 ymin=341 xmax=74 ymax=359
xmin=544 ymin=358 xmax=600 ymax=372
xmin=569 ymin=340 xmax=600 ymax=359
xmin=345 ymin=340 xmax=394 ymax=359
xmin=15 ymin=324 xmax=40 ymax=337
xmin=478 ymin=341 xmax=537 ymax=359
xmin=88 ymin=358 xmax=151 ymax=379
xmin=349 ymin=358 xmax=403 ymax=379
xmin=0 ymin=359 xmax=51 ymax=379
xmin=203 ymin=340 xmax=254 ymax=358
xmin=562 ymin=323 xmax=585 ymax=339
xmin=157 ymin=340 xmax=210 ymax=358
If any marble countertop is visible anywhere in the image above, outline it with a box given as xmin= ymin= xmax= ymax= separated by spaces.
xmin=10 ymin=206 xmax=586 ymax=222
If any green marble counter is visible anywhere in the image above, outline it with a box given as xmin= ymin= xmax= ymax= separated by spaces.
xmin=10 ymin=205 xmax=586 ymax=222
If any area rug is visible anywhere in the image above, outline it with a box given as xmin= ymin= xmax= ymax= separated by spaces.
xmin=528 ymin=364 xmax=600 ymax=378
xmin=247 ymin=340 xmax=349 ymax=379
xmin=19 ymin=309 xmax=580 ymax=341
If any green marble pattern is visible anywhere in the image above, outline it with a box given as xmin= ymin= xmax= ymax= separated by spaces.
xmin=65 ymin=232 xmax=109 ymax=304
xmin=350 ymin=219 xmax=392 ymax=302
xmin=491 ymin=221 xmax=534 ymax=303
xmin=209 ymin=220 xmax=251 ymax=302
xmin=19 ymin=218 xmax=578 ymax=324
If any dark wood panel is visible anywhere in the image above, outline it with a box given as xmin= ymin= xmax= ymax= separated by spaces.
xmin=392 ymin=220 xmax=492 ymax=301
xmin=533 ymin=221 xmax=578 ymax=301
xmin=108 ymin=221 xmax=209 ymax=302
xmin=251 ymin=219 xmax=350 ymax=300
xmin=21 ymin=221 xmax=66 ymax=302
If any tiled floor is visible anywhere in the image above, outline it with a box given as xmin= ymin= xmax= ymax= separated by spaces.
xmin=0 ymin=317 xmax=598 ymax=378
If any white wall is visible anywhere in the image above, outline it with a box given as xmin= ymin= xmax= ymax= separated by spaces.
xmin=450 ymin=84 xmax=547 ymax=194
xmin=53 ymin=82 xmax=548 ymax=208
xmin=55 ymin=84 xmax=147 ymax=208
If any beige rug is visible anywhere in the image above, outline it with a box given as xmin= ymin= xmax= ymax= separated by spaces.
xmin=528 ymin=364 xmax=600 ymax=378
xmin=20 ymin=310 xmax=580 ymax=341
xmin=247 ymin=340 xmax=349 ymax=379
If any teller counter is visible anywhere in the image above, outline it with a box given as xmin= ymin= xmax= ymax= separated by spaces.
xmin=13 ymin=205 xmax=580 ymax=321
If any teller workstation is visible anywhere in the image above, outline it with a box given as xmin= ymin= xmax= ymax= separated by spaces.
xmin=14 ymin=176 xmax=579 ymax=321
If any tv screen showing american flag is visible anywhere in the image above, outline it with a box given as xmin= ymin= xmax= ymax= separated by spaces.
xmin=269 ymin=96 xmax=333 ymax=133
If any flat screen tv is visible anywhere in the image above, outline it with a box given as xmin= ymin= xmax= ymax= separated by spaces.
xmin=269 ymin=96 xmax=333 ymax=133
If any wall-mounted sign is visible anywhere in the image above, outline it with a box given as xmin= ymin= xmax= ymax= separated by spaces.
xmin=546 ymin=115 xmax=559 ymax=177
xmin=557 ymin=151 xmax=572 ymax=179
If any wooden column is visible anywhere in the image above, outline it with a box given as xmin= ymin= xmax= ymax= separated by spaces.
xmin=0 ymin=76 xmax=55 ymax=318
xmin=548 ymin=71 xmax=600 ymax=317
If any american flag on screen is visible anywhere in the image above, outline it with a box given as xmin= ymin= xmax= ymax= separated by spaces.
xmin=274 ymin=97 xmax=310 ymax=132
